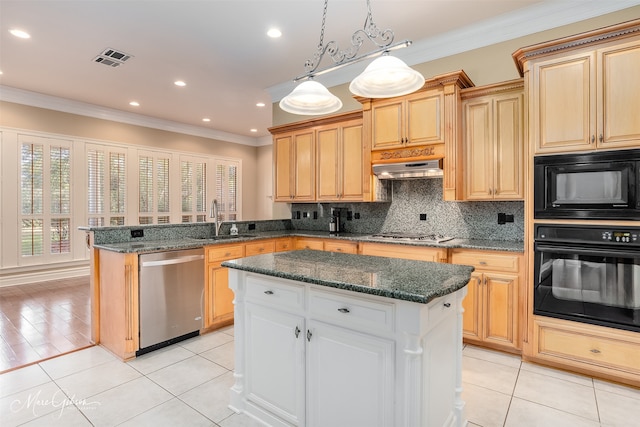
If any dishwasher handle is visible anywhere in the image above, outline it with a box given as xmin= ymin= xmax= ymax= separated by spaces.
xmin=140 ymin=254 xmax=204 ymax=268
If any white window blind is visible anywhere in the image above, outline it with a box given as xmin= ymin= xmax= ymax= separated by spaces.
xmin=19 ymin=136 xmax=72 ymax=262
xmin=215 ymin=159 xmax=240 ymax=222
xmin=181 ymin=156 xmax=207 ymax=223
xmin=138 ymin=152 xmax=170 ymax=224
xmin=87 ymin=145 xmax=126 ymax=226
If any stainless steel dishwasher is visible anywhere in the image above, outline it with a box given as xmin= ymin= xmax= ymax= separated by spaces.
xmin=138 ymin=248 xmax=205 ymax=355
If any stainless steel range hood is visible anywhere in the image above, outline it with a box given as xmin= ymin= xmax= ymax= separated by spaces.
xmin=372 ymin=159 xmax=443 ymax=179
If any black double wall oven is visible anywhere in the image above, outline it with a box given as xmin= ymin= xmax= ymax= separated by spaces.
xmin=533 ymin=149 xmax=640 ymax=333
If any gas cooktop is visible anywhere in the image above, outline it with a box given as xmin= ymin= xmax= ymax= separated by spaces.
xmin=370 ymin=232 xmax=454 ymax=244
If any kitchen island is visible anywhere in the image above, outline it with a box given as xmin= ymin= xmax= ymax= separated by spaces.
xmin=223 ymin=250 xmax=474 ymax=427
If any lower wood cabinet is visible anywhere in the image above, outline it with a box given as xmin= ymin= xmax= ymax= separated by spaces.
xmin=451 ymin=249 xmax=523 ymax=352
xmin=531 ymin=316 xmax=640 ymax=387
xmin=360 ymin=242 xmax=448 ymax=263
xmin=205 ymin=243 xmax=245 ymax=330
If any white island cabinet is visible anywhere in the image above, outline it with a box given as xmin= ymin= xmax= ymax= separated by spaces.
xmin=224 ymin=250 xmax=472 ymax=427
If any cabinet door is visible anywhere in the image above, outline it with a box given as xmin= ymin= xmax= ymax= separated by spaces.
xmin=598 ymin=39 xmax=640 ymax=149
xmin=494 ymin=93 xmax=524 ymax=199
xmin=340 ymin=122 xmax=364 ymax=201
xmin=274 ymin=134 xmax=293 ymax=201
xmin=483 ymin=272 xmax=519 ymax=348
xmin=245 ymin=303 xmax=305 ymax=426
xmin=306 ymin=320 xmax=394 ymax=427
xmin=406 ymin=89 xmax=444 ymax=146
xmin=209 ymin=265 xmax=234 ymax=324
xmin=316 ymin=127 xmax=339 ymax=201
xmin=372 ymin=99 xmax=404 ymax=149
xmin=462 ymin=272 xmax=483 ymax=341
xmin=464 ymin=99 xmax=494 ymax=200
xmin=533 ymin=52 xmax=596 ymax=153
xmin=294 ymin=131 xmax=315 ymax=201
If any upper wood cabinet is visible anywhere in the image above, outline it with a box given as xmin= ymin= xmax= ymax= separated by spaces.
xmin=274 ymin=130 xmax=315 ymax=202
xmin=461 ymin=80 xmax=524 ymax=201
xmin=316 ymin=119 xmax=364 ymax=201
xmin=514 ymin=22 xmax=640 ymax=154
xmin=370 ymin=88 xmax=444 ymax=150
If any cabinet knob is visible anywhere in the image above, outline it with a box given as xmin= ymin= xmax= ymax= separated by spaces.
xmin=479 ymin=261 xmax=487 ymax=265
xmin=590 ymin=348 xmax=601 ymax=354
xmin=264 ymin=290 xmax=274 ymax=295
xmin=225 ymin=252 xmax=231 ymax=257
xmin=307 ymin=330 xmax=312 ymax=342
xmin=599 ymin=133 xmax=603 ymax=143
xmin=259 ymin=248 xmax=264 ymax=252
xmin=443 ymin=303 xmax=451 ymax=308
xmin=295 ymin=326 xmax=301 ymax=338
xmin=338 ymin=307 xmax=350 ymax=313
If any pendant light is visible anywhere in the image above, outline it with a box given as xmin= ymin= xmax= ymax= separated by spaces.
xmin=280 ymin=0 xmax=422 ymax=115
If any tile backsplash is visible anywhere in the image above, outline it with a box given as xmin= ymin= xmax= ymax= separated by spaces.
xmin=291 ymin=179 xmax=524 ymax=241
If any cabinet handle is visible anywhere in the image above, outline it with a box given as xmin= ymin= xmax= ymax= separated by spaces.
xmin=259 ymin=248 xmax=264 ymax=252
xmin=599 ymin=133 xmax=603 ymax=143
xmin=476 ymin=277 xmax=481 ymax=285
xmin=264 ymin=290 xmax=274 ymax=295
xmin=307 ymin=330 xmax=312 ymax=342
xmin=479 ymin=261 xmax=487 ymax=265
xmin=225 ymin=252 xmax=231 ymax=257
xmin=338 ymin=307 xmax=350 ymax=313
xmin=443 ymin=303 xmax=451 ymax=308
xmin=590 ymin=348 xmax=601 ymax=354
xmin=295 ymin=326 xmax=301 ymax=338
xmin=591 ymin=135 xmax=595 ymax=144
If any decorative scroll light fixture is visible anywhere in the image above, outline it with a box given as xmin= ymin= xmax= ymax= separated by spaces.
xmin=279 ymin=0 xmax=425 ymax=115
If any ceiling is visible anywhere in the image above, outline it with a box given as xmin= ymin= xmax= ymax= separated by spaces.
xmin=1 ymin=1 xmax=638 ymax=145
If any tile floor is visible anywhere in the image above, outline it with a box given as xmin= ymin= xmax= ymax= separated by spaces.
xmin=1 ymin=328 xmax=638 ymax=427
xmin=0 ymin=277 xmax=91 ymax=373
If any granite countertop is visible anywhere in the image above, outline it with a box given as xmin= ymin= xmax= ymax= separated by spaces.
xmin=92 ymin=230 xmax=524 ymax=253
xmin=223 ymin=250 xmax=474 ymax=304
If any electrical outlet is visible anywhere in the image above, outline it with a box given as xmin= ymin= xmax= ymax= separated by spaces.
xmin=303 ymin=211 xmax=309 ymax=218
xmin=131 ymin=229 xmax=144 ymax=238
xmin=346 ymin=211 xmax=353 ymax=221
xmin=419 ymin=213 xmax=427 ymax=221
xmin=505 ymin=214 xmax=514 ymax=223
xmin=313 ymin=211 xmax=318 ymax=220
xmin=354 ymin=212 xmax=360 ymax=219
xmin=248 ymin=223 xmax=256 ymax=230
xmin=296 ymin=211 xmax=301 ymax=219
xmin=498 ymin=213 xmax=506 ymax=224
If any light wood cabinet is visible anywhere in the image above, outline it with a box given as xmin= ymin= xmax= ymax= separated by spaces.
xmin=205 ymin=243 xmax=245 ymax=330
xmin=323 ymin=240 xmax=358 ymax=254
xmin=245 ymin=240 xmax=276 ymax=256
xmin=316 ymin=119 xmax=364 ymax=201
xmin=274 ymin=130 xmax=315 ymax=202
xmin=294 ymin=237 xmax=325 ymax=251
xmin=515 ymin=30 xmax=640 ymax=154
xmin=451 ymin=249 xmax=522 ymax=352
xmin=275 ymin=237 xmax=294 ymax=252
xmin=461 ymin=81 xmax=524 ymax=200
xmin=532 ymin=317 xmax=640 ymax=387
xmin=359 ymin=242 xmax=448 ymax=263
xmin=98 ymin=250 xmax=139 ymax=360
xmin=370 ymin=88 xmax=444 ymax=150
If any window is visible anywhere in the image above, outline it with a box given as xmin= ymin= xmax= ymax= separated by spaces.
xmin=138 ymin=152 xmax=170 ymax=224
xmin=215 ymin=159 xmax=240 ymax=222
xmin=87 ymin=145 xmax=126 ymax=227
xmin=181 ymin=156 xmax=207 ymax=223
xmin=19 ymin=135 xmax=72 ymax=262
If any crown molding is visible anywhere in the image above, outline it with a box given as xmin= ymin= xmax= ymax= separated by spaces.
xmin=0 ymin=85 xmax=262 ymax=147
xmin=266 ymin=0 xmax=640 ymax=101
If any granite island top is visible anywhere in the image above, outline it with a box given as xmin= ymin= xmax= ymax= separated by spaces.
xmin=91 ymin=229 xmax=523 ymax=254
xmin=222 ymin=249 xmax=475 ymax=304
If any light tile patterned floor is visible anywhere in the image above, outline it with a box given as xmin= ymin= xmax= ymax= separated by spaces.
xmin=1 ymin=331 xmax=638 ymax=427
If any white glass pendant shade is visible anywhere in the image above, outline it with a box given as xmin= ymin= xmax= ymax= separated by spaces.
xmin=279 ymin=80 xmax=343 ymax=115
xmin=349 ymin=55 xmax=425 ymax=98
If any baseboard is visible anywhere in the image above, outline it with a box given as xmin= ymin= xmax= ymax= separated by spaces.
xmin=0 ymin=265 xmax=90 ymax=287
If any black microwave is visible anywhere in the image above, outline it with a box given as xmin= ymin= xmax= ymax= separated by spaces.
xmin=534 ymin=149 xmax=640 ymax=220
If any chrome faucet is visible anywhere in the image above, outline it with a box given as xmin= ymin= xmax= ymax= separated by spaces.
xmin=210 ymin=199 xmax=221 ymax=236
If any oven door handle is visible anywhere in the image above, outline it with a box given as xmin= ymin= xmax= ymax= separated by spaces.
xmin=535 ymin=243 xmax=638 ymax=258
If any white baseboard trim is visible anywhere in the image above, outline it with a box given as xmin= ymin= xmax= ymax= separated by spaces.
xmin=0 ymin=265 xmax=90 ymax=287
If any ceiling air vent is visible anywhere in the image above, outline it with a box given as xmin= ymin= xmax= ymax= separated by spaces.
xmin=93 ymin=48 xmax=132 ymax=68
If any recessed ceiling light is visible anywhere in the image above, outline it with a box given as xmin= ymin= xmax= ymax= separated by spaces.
xmin=0 ymin=70 xmax=3 ymax=75
xmin=174 ymin=80 xmax=186 ymax=87
xmin=9 ymin=29 xmax=31 ymax=39
xmin=250 ymin=129 xmax=258 ymax=133
xmin=202 ymin=118 xmax=211 ymax=122
xmin=129 ymin=101 xmax=140 ymax=107
xmin=256 ymin=102 xmax=266 ymax=107
xmin=267 ymin=28 xmax=282 ymax=38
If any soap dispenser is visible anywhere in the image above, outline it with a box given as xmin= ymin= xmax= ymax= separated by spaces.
xmin=230 ymin=223 xmax=238 ymax=235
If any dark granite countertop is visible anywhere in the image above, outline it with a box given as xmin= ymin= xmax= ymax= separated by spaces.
xmin=92 ymin=230 xmax=523 ymax=254
xmin=223 ymin=250 xmax=474 ymax=304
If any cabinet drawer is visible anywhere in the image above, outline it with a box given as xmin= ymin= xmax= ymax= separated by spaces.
xmin=361 ymin=242 xmax=447 ymax=263
xmin=246 ymin=275 xmax=305 ymax=311
xmin=451 ymin=250 xmax=520 ymax=273
xmin=309 ymin=289 xmax=394 ymax=333
xmin=295 ymin=238 xmax=324 ymax=251
xmin=275 ymin=238 xmax=294 ymax=252
xmin=537 ymin=321 xmax=640 ymax=374
xmin=427 ymin=292 xmax=457 ymax=329
xmin=245 ymin=240 xmax=276 ymax=256
xmin=207 ymin=244 xmax=244 ymax=263
xmin=323 ymin=241 xmax=358 ymax=254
